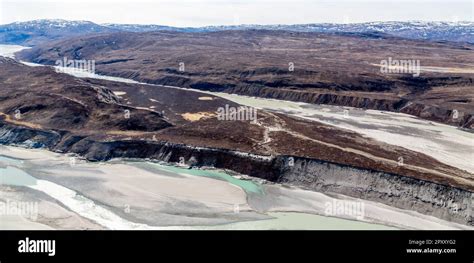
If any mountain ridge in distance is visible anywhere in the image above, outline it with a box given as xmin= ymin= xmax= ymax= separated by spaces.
xmin=1 ymin=19 xmax=473 ymax=46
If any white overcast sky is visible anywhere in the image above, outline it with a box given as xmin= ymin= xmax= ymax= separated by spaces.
xmin=0 ymin=0 xmax=472 ymax=26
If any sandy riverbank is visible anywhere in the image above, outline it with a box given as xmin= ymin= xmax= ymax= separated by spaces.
xmin=1 ymin=145 xmax=471 ymax=230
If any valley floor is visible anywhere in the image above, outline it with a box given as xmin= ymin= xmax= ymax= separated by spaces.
xmin=1 ymin=145 xmax=472 ymax=230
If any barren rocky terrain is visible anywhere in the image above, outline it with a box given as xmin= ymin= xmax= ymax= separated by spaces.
xmin=17 ymin=30 xmax=474 ymax=128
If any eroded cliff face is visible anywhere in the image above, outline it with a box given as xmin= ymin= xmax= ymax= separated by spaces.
xmin=275 ymin=157 xmax=473 ymax=226
xmin=1 ymin=122 xmax=472 ymax=226
xmin=218 ymin=85 xmax=474 ymax=129
xmin=398 ymin=102 xmax=474 ymax=130
xmin=0 ymin=123 xmax=62 ymax=148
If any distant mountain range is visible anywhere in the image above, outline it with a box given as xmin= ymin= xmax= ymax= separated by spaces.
xmin=0 ymin=20 xmax=115 ymax=46
xmin=1 ymin=19 xmax=473 ymax=46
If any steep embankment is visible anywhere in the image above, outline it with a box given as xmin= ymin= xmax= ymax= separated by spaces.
xmin=0 ymin=122 xmax=471 ymax=226
xmin=220 ymin=85 xmax=474 ymax=129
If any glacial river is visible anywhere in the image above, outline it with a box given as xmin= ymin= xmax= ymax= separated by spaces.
xmin=0 ymin=150 xmax=399 ymax=230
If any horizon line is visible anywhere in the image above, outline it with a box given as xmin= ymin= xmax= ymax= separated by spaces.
xmin=2 ymin=19 xmax=473 ymax=28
